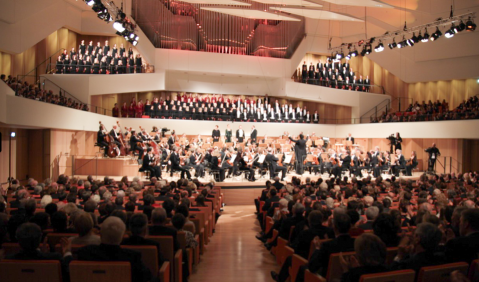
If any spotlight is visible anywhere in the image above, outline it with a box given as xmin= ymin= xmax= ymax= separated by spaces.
xmin=129 ymin=33 xmax=136 ymax=40
xmin=445 ymin=23 xmax=456 ymax=38
xmin=430 ymin=27 xmax=442 ymax=41
xmin=365 ymin=44 xmax=372 ymax=55
xmin=388 ymin=39 xmax=397 ymax=49
xmin=360 ymin=46 xmax=367 ymax=56
xmin=456 ymin=20 xmax=466 ymax=32
xmin=132 ymin=41 xmax=138 ymax=46
xmin=397 ymin=36 xmax=406 ymax=48
xmin=335 ymin=50 xmax=344 ymax=60
xmin=374 ymin=41 xmax=384 ymax=52
xmin=466 ymin=17 xmax=476 ymax=31
xmin=410 ymin=32 xmax=419 ymax=43
xmin=113 ymin=20 xmax=126 ymax=32
xmin=10 ymin=132 xmax=16 ymax=138
xmin=135 ymin=35 xmax=139 ymax=41
xmin=351 ymin=49 xmax=358 ymax=57
xmin=421 ymin=28 xmax=430 ymax=42
xmin=85 ymin=0 xmax=96 ymax=6
xmin=417 ymin=31 xmax=423 ymax=42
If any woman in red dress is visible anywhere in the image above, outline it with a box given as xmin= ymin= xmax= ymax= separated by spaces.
xmin=136 ymin=99 xmax=144 ymax=118
xmin=121 ymin=102 xmax=128 ymax=117
xmin=128 ymin=102 xmax=136 ymax=118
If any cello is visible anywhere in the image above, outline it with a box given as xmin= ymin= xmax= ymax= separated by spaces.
xmin=116 ymin=121 xmax=127 ymax=156
xmin=100 ymin=121 xmax=120 ymax=158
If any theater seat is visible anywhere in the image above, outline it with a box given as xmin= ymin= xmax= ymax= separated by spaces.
xmin=359 ymin=270 xmax=415 ymax=282
xmin=326 ymin=251 xmax=356 ymax=282
xmin=0 ymin=260 xmax=62 ymax=282
xmin=69 ymin=261 xmax=131 ymax=282
xmin=289 ymin=254 xmax=308 ymax=282
xmin=304 ymin=269 xmax=326 ymax=282
xmin=147 ymin=236 xmax=183 ymax=282
xmin=417 ymin=262 xmax=469 ymax=282
xmin=121 ymin=245 xmax=170 ymax=282
xmin=468 ymin=259 xmax=479 ymax=282
xmin=1 ymin=242 xmax=22 ymax=256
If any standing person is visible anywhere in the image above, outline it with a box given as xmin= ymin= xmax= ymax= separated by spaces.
xmin=236 ymin=125 xmax=245 ymax=143
xmin=212 ymin=125 xmax=221 ymax=143
xmin=135 ymin=54 xmax=142 ymax=73
xmin=289 ymin=133 xmax=308 ymax=174
xmin=425 ymin=143 xmax=441 ymax=172
xmin=395 ymin=132 xmax=403 ymax=151
xmin=112 ymin=103 xmax=119 ymax=117
xmin=250 ymin=125 xmax=258 ymax=144
xmin=225 ymin=124 xmax=233 ymax=143
xmin=346 ymin=133 xmax=355 ymax=144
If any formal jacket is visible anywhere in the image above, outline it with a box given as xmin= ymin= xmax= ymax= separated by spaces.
xmin=122 ymin=235 xmax=166 ymax=265
xmin=308 ymin=234 xmax=355 ymax=277
xmin=445 ymin=232 xmax=479 ymax=264
xmin=148 ymin=225 xmax=180 ymax=251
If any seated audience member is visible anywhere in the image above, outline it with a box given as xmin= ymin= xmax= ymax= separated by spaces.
xmin=149 ymin=207 xmax=179 ymax=251
xmin=171 ymin=213 xmax=198 ymax=249
xmin=77 ymin=216 xmax=152 ymax=282
xmin=175 ymin=204 xmax=196 ymax=234
xmin=6 ymin=223 xmax=72 ymax=277
xmin=372 ymin=213 xmax=400 ymax=247
xmin=390 ymin=222 xmax=445 ymax=275
xmin=445 ymin=208 xmax=479 ymax=264
xmin=70 ymin=211 xmax=101 ymax=245
xmin=51 ymin=211 xmax=76 ymax=233
xmin=339 ymin=233 xmax=389 ymax=282
xmin=358 ymin=206 xmax=379 ymax=230
xmin=122 ymin=213 xmax=165 ymax=265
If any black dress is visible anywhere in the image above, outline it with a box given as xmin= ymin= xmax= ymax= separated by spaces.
xmin=92 ymin=63 xmax=100 ymax=74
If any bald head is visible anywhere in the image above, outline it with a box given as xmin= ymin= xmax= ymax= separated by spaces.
xmin=100 ymin=216 xmax=126 ymax=245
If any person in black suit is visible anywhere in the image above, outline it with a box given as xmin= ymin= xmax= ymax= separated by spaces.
xmin=77 ymin=217 xmax=152 ymax=282
xmin=358 ymin=206 xmax=379 ymax=230
xmin=340 ymin=233 xmax=389 ymax=282
xmin=96 ymin=126 xmax=108 ymax=156
xmin=170 ymin=147 xmax=191 ymax=179
xmin=405 ymin=150 xmax=418 ymax=176
xmin=250 ymin=125 xmax=258 ymax=143
xmin=425 ymin=143 xmax=441 ymax=172
xmin=212 ymin=125 xmax=221 ymax=143
xmin=292 ymin=212 xmax=355 ymax=282
xmin=331 ymin=151 xmax=351 ymax=178
xmin=6 ymin=222 xmax=73 ymax=279
xmin=129 ymin=130 xmax=144 ymax=158
xmin=149 ymin=208 xmax=180 ymax=251
xmin=394 ymin=132 xmax=403 ymax=151
xmin=346 ymin=133 xmax=355 ymax=144
xmin=390 ymin=222 xmax=445 ymax=278
xmin=141 ymin=148 xmax=161 ymax=179
xmin=167 ymin=131 xmax=176 ymax=149
xmin=289 ymin=133 xmax=308 ymax=174
xmin=445 ymin=208 xmax=479 ymax=264
xmin=210 ymin=151 xmax=225 ymax=182
xmin=265 ymin=149 xmax=287 ymax=181
xmin=122 ymin=213 xmax=166 ymax=266
xmin=391 ymin=149 xmax=406 ymax=177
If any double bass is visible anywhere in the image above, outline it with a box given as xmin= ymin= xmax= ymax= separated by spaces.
xmin=100 ymin=121 xmax=120 ymax=158
xmin=116 ymin=121 xmax=127 ymax=156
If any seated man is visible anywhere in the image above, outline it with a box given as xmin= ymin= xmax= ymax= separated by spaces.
xmin=390 ymin=222 xmax=445 ymax=276
xmin=77 ymin=216 xmax=152 ymax=282
xmin=148 ymin=207 xmax=180 ymax=251
xmin=122 ymin=213 xmax=166 ymax=266
xmin=445 ymin=208 xmax=479 ymax=264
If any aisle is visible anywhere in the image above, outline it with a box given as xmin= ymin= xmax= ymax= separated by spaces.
xmin=189 ymin=205 xmax=277 ymax=282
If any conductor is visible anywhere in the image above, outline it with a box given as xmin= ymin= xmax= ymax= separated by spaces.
xmin=425 ymin=143 xmax=441 ymax=172
xmin=289 ymin=133 xmax=308 ymax=174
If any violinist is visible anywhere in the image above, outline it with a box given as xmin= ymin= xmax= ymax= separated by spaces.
xmin=210 ymin=150 xmax=225 ymax=182
xmin=265 ymin=148 xmax=286 ymax=181
xmin=331 ymin=150 xmax=351 ymax=178
xmin=187 ymin=148 xmax=205 ymax=178
xmin=170 ymin=146 xmax=191 ymax=180
xmin=97 ymin=124 xmax=109 ymax=157
xmin=141 ymin=148 xmax=161 ymax=179
xmin=129 ymin=129 xmax=144 ymax=159
xmin=350 ymin=150 xmax=361 ymax=177
xmin=220 ymin=147 xmax=234 ymax=178
xmin=233 ymin=147 xmax=256 ymax=181
xmin=309 ymin=148 xmax=324 ymax=175
xmin=405 ymin=151 xmax=418 ymax=176
xmin=371 ymin=146 xmax=382 ymax=178
xmin=391 ymin=149 xmax=406 ymax=177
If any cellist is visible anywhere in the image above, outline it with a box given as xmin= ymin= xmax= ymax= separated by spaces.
xmin=97 ymin=123 xmax=109 ymax=157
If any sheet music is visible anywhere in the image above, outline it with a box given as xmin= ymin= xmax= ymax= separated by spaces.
xmin=258 ymin=154 xmax=266 ymax=163
xmin=284 ymin=154 xmax=293 ymax=164
xmin=230 ymin=154 xmax=237 ymax=162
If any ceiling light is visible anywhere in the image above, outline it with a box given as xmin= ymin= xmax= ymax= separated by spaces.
xmin=113 ymin=20 xmax=126 ymax=32
xmin=86 ymin=0 xmax=96 ymax=6
xmin=445 ymin=23 xmax=456 ymax=38
xmin=388 ymin=38 xmax=397 ymax=49
xmin=456 ymin=20 xmax=466 ymax=32
xmin=417 ymin=31 xmax=423 ymax=42
xmin=335 ymin=50 xmax=344 ymax=60
xmin=466 ymin=17 xmax=476 ymax=31
xmin=397 ymin=36 xmax=406 ymax=48
xmin=374 ymin=41 xmax=384 ymax=52
xmin=421 ymin=28 xmax=430 ymax=42
xmin=132 ymin=41 xmax=138 ymax=46
xmin=410 ymin=32 xmax=419 ymax=43
xmin=360 ymin=46 xmax=367 ymax=56
xmin=366 ymin=44 xmax=372 ymax=55
xmin=430 ymin=27 xmax=442 ymax=41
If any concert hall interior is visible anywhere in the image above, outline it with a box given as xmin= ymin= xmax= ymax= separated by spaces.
xmin=1 ymin=0 xmax=479 ymax=281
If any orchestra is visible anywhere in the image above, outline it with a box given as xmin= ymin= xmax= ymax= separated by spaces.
xmin=97 ymin=121 xmax=432 ymax=182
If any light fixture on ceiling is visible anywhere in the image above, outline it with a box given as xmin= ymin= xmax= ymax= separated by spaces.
xmin=406 ymin=36 xmax=415 ymax=47
xmin=351 ymin=48 xmax=358 ymax=57
xmin=388 ymin=38 xmax=397 ymax=49
xmin=85 ymin=0 xmax=96 ymax=6
xmin=421 ymin=28 xmax=430 ymax=42
xmin=397 ymin=36 xmax=406 ymax=48
xmin=335 ymin=50 xmax=344 ymax=60
xmin=417 ymin=31 xmax=423 ymax=42
xmin=374 ymin=40 xmax=384 ymax=52
xmin=113 ymin=20 xmax=126 ymax=32
xmin=466 ymin=17 xmax=477 ymax=31
xmin=360 ymin=45 xmax=367 ymax=56
xmin=410 ymin=32 xmax=419 ymax=43
xmin=455 ymin=20 xmax=466 ymax=32
xmin=430 ymin=26 xmax=442 ymax=41
xmin=445 ymin=23 xmax=456 ymax=38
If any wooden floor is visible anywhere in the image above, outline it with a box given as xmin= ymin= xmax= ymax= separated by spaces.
xmin=189 ymin=205 xmax=277 ymax=282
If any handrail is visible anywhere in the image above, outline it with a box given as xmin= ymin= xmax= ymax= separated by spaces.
xmin=17 ymin=48 xmax=65 ymax=85
xmin=360 ymin=99 xmax=391 ymax=123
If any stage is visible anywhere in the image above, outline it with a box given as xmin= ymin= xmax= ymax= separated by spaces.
xmin=73 ymin=156 xmax=423 ymax=205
